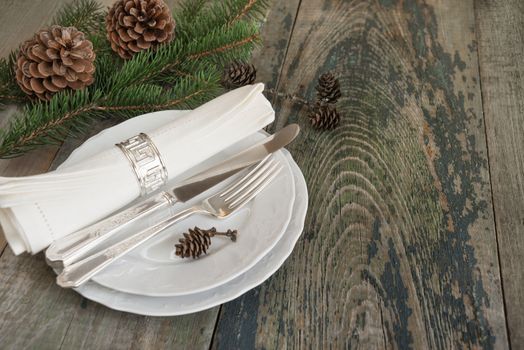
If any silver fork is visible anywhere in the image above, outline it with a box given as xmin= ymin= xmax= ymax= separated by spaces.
xmin=56 ymin=157 xmax=282 ymax=288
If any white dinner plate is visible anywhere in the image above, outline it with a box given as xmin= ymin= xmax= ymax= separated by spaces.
xmin=72 ymin=149 xmax=307 ymax=316
xmin=58 ymin=110 xmax=296 ymax=297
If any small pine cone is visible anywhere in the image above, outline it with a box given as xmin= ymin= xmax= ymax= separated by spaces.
xmin=175 ymin=227 xmax=238 ymax=259
xmin=222 ymin=61 xmax=257 ymax=89
xmin=316 ymin=72 xmax=341 ymax=104
xmin=309 ymin=105 xmax=341 ymax=130
xmin=15 ymin=26 xmax=95 ymax=101
xmin=106 ymin=0 xmax=176 ymax=59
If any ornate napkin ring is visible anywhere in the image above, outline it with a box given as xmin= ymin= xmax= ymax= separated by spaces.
xmin=116 ymin=133 xmax=168 ymax=196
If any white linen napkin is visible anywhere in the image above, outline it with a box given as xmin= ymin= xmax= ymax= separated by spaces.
xmin=0 ymin=83 xmax=274 ymax=255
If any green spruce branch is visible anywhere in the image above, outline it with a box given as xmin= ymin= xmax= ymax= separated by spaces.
xmin=0 ymin=73 xmax=220 ymax=158
xmin=174 ymin=0 xmax=267 ymax=40
xmin=227 ymin=0 xmax=269 ymax=26
xmin=0 ymin=53 xmax=29 ymax=106
xmin=0 ymin=0 xmax=268 ymax=159
xmin=52 ymin=0 xmax=105 ymax=34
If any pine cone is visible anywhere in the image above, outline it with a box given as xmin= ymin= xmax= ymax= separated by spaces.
xmin=222 ymin=61 xmax=257 ymax=89
xmin=15 ymin=26 xmax=95 ymax=101
xmin=309 ymin=105 xmax=341 ymax=130
xmin=106 ymin=0 xmax=175 ymax=59
xmin=316 ymin=72 xmax=341 ymax=104
xmin=175 ymin=227 xmax=238 ymax=259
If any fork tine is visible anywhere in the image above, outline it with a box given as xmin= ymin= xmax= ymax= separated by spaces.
xmin=220 ymin=155 xmax=274 ymax=198
xmin=228 ymin=165 xmax=282 ymax=210
xmin=222 ymin=159 xmax=276 ymax=202
xmin=220 ymin=155 xmax=272 ymax=197
xmin=228 ymin=164 xmax=282 ymax=209
xmin=226 ymin=161 xmax=280 ymax=204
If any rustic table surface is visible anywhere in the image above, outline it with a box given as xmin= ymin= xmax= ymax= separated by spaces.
xmin=0 ymin=0 xmax=522 ymax=349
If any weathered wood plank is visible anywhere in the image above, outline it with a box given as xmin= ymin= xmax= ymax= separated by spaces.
xmin=212 ymin=0 xmax=508 ymax=348
xmin=0 ymin=0 xmax=77 ymax=57
xmin=251 ymin=1 xmax=302 ymax=91
xmin=0 ymin=248 xmax=218 ymax=350
xmin=475 ymin=0 xmax=524 ymax=348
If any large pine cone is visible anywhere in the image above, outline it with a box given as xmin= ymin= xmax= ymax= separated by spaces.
xmin=309 ymin=105 xmax=341 ymax=130
xmin=316 ymin=72 xmax=341 ymax=104
xmin=106 ymin=0 xmax=175 ymax=59
xmin=222 ymin=61 xmax=257 ymax=89
xmin=15 ymin=26 xmax=95 ymax=101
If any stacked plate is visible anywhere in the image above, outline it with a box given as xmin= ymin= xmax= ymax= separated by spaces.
xmin=50 ymin=110 xmax=308 ymax=316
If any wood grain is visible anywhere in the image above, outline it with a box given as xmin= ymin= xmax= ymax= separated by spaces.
xmin=0 ymin=247 xmax=218 ymax=350
xmin=0 ymin=0 xmax=74 ymax=57
xmin=251 ymin=0 xmax=302 ymax=91
xmin=475 ymin=0 xmax=524 ymax=348
xmin=212 ymin=0 xmax=508 ymax=348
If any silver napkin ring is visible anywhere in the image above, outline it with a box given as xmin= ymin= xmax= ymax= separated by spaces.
xmin=116 ymin=133 xmax=168 ymax=196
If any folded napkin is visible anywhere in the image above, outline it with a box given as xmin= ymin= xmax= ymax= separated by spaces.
xmin=0 ymin=83 xmax=274 ymax=255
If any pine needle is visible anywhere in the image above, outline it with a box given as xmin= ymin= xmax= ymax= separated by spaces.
xmin=0 ymin=0 xmax=268 ymax=159
xmin=52 ymin=0 xmax=105 ymax=34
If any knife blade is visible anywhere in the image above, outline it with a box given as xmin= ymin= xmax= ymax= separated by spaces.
xmin=45 ymin=124 xmax=300 ymax=267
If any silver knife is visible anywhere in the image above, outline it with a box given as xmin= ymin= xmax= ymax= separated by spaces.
xmin=45 ymin=124 xmax=300 ymax=267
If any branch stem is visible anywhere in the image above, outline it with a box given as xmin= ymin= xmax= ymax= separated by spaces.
xmin=95 ymin=89 xmax=206 ymax=111
xmin=264 ymin=88 xmax=313 ymax=108
xmin=139 ymin=34 xmax=259 ymax=85
xmin=0 ymin=94 xmax=27 ymax=103
xmin=4 ymin=88 xmax=210 ymax=158
xmin=228 ymin=0 xmax=259 ymax=26
xmin=188 ymin=33 xmax=260 ymax=60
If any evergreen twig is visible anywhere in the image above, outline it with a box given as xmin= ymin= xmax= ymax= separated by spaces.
xmin=264 ymin=88 xmax=313 ymax=108
xmin=175 ymin=0 xmax=267 ymax=40
xmin=227 ymin=0 xmax=265 ymax=26
xmin=0 ymin=0 xmax=267 ymax=159
xmin=52 ymin=0 xmax=105 ymax=34
xmin=0 ymin=53 xmax=28 ymax=106
xmin=0 ymin=73 xmax=219 ymax=158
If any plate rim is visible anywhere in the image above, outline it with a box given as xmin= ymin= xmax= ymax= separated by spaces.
xmin=74 ymin=149 xmax=307 ymax=316
xmin=94 ymin=150 xmax=296 ymax=296
xmin=58 ymin=110 xmax=297 ymax=297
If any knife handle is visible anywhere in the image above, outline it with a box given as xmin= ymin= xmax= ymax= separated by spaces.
xmin=45 ymin=191 xmax=176 ymax=267
xmin=56 ymin=206 xmax=196 ymax=288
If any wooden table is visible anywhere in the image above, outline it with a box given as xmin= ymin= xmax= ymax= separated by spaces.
xmin=0 ymin=0 xmax=522 ymax=349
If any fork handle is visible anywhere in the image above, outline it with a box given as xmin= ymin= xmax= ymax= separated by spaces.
xmin=46 ymin=191 xmax=176 ymax=267
xmin=56 ymin=206 xmax=197 ymax=288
